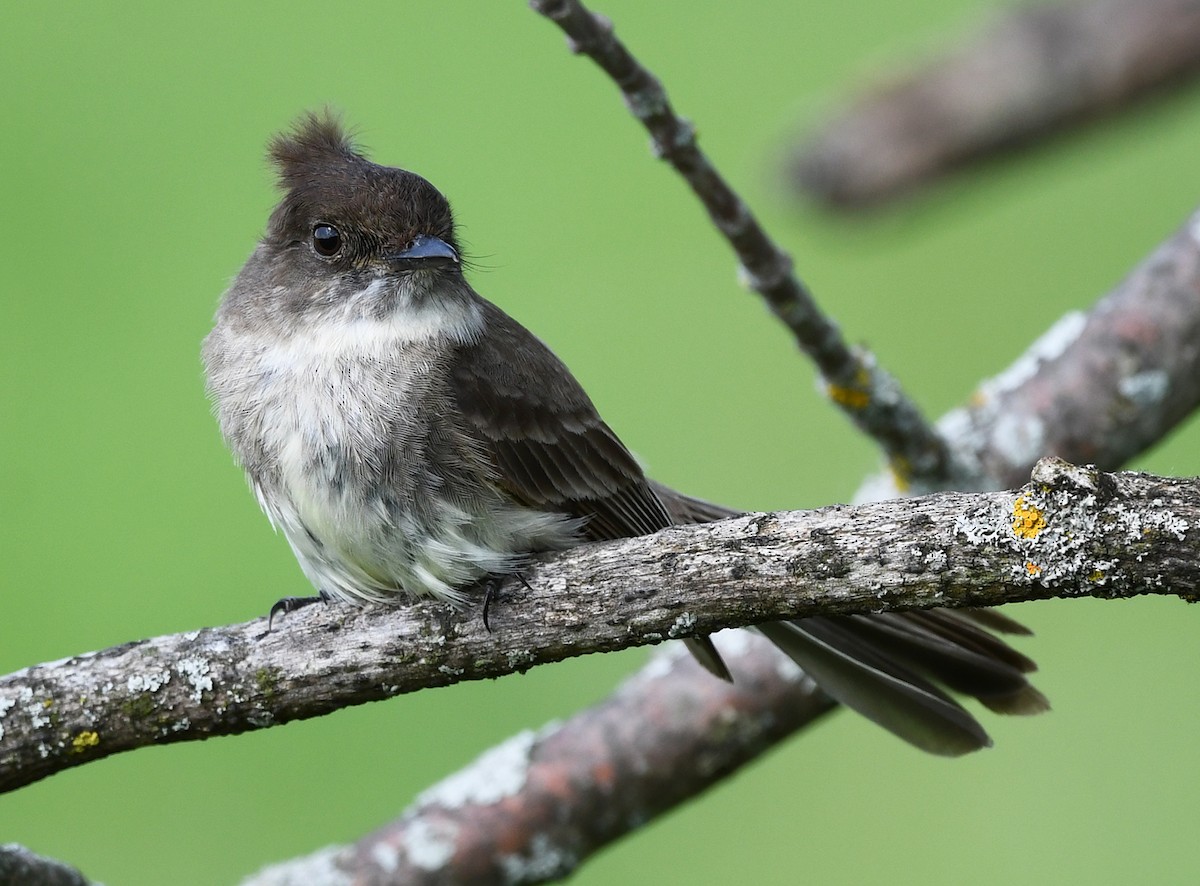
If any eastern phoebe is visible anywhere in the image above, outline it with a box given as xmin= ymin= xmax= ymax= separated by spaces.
xmin=203 ymin=112 xmax=1047 ymax=755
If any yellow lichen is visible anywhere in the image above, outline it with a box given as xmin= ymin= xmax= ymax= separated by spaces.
xmin=70 ymin=730 xmax=100 ymax=754
xmin=1025 ymin=561 xmax=1042 ymax=577
xmin=827 ymin=382 xmax=870 ymax=410
xmin=1012 ymin=495 xmax=1047 ymax=539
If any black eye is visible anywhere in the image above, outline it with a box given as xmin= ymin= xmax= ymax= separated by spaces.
xmin=312 ymin=223 xmax=342 ymax=257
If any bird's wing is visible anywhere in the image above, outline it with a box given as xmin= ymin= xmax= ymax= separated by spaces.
xmin=449 ymin=298 xmax=673 ymax=542
xmin=448 ymin=298 xmax=733 ymax=681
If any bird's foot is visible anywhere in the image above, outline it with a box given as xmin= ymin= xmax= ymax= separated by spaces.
xmin=480 ymin=572 xmax=533 ymax=632
xmin=260 ymin=591 xmax=331 ymax=637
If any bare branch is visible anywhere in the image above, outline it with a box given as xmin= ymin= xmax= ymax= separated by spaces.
xmin=3 ymin=459 xmax=1197 ymax=797
xmin=791 ymin=0 xmax=1200 ymax=207
xmin=528 ymin=0 xmax=962 ymax=487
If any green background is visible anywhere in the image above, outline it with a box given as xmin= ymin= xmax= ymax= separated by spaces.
xmin=3 ymin=2 xmax=1199 ymax=883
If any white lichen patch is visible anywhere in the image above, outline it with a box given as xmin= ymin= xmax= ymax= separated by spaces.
xmin=437 ymin=664 xmax=464 ymax=677
xmin=498 ymin=832 xmax=577 ymax=884
xmin=417 ymin=729 xmax=535 ymax=809
xmin=984 ymin=311 xmax=1087 ymax=397
xmin=0 ymin=693 xmax=13 ymax=742
xmin=952 ymin=504 xmax=1008 ymax=547
xmin=961 ymin=465 xmax=1192 ymax=596
xmin=1118 ymin=370 xmax=1168 ymax=407
xmin=1113 ymin=501 xmax=1190 ymax=542
xmin=175 ymin=657 xmax=213 ymax=702
xmin=17 ymin=686 xmax=52 ymax=730
xmin=1087 ymin=560 xmax=1119 ymax=585
xmin=505 ymin=649 xmax=536 ymax=670
xmin=991 ymin=412 xmax=1047 ymax=471
xmin=127 ymin=669 xmax=171 ymax=694
xmin=402 ymin=818 xmax=458 ymax=871
xmin=667 ymin=612 xmax=697 ymax=639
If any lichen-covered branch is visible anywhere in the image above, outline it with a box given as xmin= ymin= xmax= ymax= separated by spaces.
xmin=790 ymin=0 xmax=1200 ymax=207
xmin=529 ymin=0 xmax=962 ymax=488
xmin=3 ymin=459 xmax=1197 ymax=798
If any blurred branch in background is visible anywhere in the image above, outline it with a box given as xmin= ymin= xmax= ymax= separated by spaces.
xmin=0 ymin=844 xmax=92 ymax=886
xmin=790 ymin=0 xmax=1200 ymax=208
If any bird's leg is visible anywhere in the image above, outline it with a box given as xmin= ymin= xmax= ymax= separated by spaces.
xmin=481 ymin=573 xmax=534 ymax=632
xmin=264 ymin=590 xmax=332 ymax=634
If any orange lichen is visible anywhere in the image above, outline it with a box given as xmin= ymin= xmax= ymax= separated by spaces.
xmin=1012 ymin=495 xmax=1047 ymax=539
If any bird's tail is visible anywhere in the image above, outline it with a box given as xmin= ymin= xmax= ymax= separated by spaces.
xmin=651 ymin=481 xmax=1048 ymax=756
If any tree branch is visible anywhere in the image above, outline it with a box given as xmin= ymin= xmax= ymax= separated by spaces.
xmin=790 ymin=0 xmax=1200 ymax=208
xmin=3 ymin=459 xmax=1197 ymax=796
xmin=529 ymin=0 xmax=963 ymax=488
xmin=858 ymin=205 xmax=1200 ymax=499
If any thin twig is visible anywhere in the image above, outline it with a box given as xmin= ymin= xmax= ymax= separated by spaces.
xmin=529 ymin=0 xmax=963 ymax=488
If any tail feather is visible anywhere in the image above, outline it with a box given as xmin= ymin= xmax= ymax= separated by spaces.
xmin=685 ymin=635 xmax=733 ymax=682
xmin=844 ymin=613 xmax=1049 ymax=716
xmin=759 ymin=620 xmax=991 ymax=756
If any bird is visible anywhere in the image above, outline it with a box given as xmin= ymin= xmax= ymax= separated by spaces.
xmin=202 ymin=112 xmax=1048 ymax=756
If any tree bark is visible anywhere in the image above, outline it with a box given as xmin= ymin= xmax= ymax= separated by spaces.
xmin=3 ymin=459 xmax=1197 ymax=798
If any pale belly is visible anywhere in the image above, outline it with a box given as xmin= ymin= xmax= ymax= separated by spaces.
xmin=246 ymin=348 xmax=578 ymax=606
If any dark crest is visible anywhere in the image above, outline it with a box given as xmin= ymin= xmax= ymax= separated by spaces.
xmin=268 ymin=110 xmax=367 ymax=190
xmin=264 ymin=111 xmax=459 ymax=255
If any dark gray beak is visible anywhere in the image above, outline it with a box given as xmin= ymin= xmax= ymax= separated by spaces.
xmin=385 ymin=234 xmax=460 ymax=270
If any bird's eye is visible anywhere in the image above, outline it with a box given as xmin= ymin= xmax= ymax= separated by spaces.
xmin=312 ymin=223 xmax=342 ymax=257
